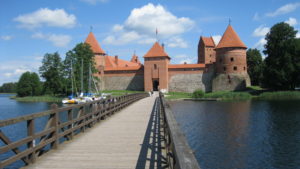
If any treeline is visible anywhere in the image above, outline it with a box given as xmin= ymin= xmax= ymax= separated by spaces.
xmin=15 ymin=43 xmax=96 ymax=97
xmin=247 ymin=22 xmax=300 ymax=90
xmin=0 ymin=82 xmax=17 ymax=93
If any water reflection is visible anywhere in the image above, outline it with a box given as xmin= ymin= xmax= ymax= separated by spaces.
xmin=169 ymin=100 xmax=300 ymax=169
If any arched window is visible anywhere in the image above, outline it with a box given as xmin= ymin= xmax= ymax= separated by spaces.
xmin=154 ymin=64 xmax=157 ymax=69
xmin=231 ymin=57 xmax=234 ymax=62
xmin=234 ymin=66 xmax=237 ymax=71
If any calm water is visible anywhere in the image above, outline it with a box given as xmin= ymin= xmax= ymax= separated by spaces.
xmin=0 ymin=94 xmax=61 ymax=169
xmin=169 ymin=100 xmax=300 ymax=169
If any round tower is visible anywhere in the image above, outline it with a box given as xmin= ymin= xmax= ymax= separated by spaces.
xmin=213 ymin=25 xmax=250 ymax=91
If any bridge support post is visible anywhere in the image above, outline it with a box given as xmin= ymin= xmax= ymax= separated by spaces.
xmin=27 ymin=119 xmax=36 ymax=163
xmin=51 ymin=104 xmax=59 ymax=149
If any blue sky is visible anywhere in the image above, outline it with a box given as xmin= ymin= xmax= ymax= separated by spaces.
xmin=0 ymin=0 xmax=300 ymax=85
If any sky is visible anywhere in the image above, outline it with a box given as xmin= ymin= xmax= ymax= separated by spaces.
xmin=0 ymin=0 xmax=300 ymax=85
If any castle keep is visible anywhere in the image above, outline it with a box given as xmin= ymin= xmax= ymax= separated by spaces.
xmin=85 ymin=25 xmax=250 ymax=93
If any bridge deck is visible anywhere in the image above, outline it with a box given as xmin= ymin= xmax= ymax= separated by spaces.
xmin=24 ymin=93 xmax=164 ymax=169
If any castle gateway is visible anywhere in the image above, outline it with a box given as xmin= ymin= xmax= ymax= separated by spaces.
xmin=85 ymin=25 xmax=250 ymax=93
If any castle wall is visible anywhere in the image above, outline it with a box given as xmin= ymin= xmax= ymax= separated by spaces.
xmin=212 ymin=73 xmax=250 ymax=91
xmin=103 ymin=74 xmax=144 ymax=91
xmin=168 ymin=69 xmax=214 ymax=93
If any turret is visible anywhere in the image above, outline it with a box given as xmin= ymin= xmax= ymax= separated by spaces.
xmin=212 ymin=25 xmax=251 ymax=91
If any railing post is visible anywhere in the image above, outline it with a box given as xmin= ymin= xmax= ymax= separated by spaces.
xmin=68 ymin=109 xmax=73 ymax=140
xmin=27 ymin=119 xmax=36 ymax=163
xmin=51 ymin=104 xmax=59 ymax=149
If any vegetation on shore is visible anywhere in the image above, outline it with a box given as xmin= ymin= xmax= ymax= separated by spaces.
xmin=10 ymin=95 xmax=63 ymax=102
xmin=166 ymin=87 xmax=300 ymax=101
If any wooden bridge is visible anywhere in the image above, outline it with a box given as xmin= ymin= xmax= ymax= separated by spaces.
xmin=0 ymin=92 xmax=200 ymax=169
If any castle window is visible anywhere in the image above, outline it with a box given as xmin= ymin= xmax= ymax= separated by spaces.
xmin=231 ymin=57 xmax=234 ymax=62
xmin=234 ymin=66 xmax=237 ymax=71
xmin=154 ymin=64 xmax=157 ymax=69
xmin=210 ymin=55 xmax=212 ymax=57
xmin=244 ymin=67 xmax=246 ymax=70
xmin=223 ymin=67 xmax=226 ymax=71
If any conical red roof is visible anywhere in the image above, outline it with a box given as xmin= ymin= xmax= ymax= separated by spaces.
xmin=216 ymin=25 xmax=247 ymax=49
xmin=201 ymin=36 xmax=215 ymax=47
xmin=85 ymin=32 xmax=105 ymax=54
xmin=144 ymin=42 xmax=170 ymax=58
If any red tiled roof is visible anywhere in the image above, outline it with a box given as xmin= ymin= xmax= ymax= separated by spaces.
xmin=85 ymin=32 xmax=106 ymax=54
xmin=104 ymin=55 xmax=140 ymax=71
xmin=104 ymin=65 xmax=142 ymax=71
xmin=144 ymin=42 xmax=170 ymax=58
xmin=216 ymin=25 xmax=247 ymax=49
xmin=201 ymin=37 xmax=215 ymax=47
xmin=168 ymin=64 xmax=205 ymax=69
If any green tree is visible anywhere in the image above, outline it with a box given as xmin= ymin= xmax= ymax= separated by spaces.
xmin=39 ymin=52 xmax=64 ymax=95
xmin=247 ymin=48 xmax=263 ymax=86
xmin=263 ymin=22 xmax=299 ymax=90
xmin=0 ymin=82 xmax=17 ymax=93
xmin=17 ymin=72 xmax=42 ymax=97
xmin=64 ymin=43 xmax=96 ymax=94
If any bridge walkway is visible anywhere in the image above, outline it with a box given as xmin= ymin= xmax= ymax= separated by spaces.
xmin=24 ymin=92 xmax=166 ymax=169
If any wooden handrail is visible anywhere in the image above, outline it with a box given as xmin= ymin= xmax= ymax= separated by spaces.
xmin=0 ymin=93 xmax=148 ymax=168
xmin=159 ymin=92 xmax=201 ymax=169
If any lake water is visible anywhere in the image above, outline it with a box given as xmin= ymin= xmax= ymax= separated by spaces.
xmin=0 ymin=94 xmax=59 ymax=169
xmin=169 ymin=100 xmax=300 ymax=169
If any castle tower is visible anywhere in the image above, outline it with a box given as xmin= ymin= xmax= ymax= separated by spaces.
xmin=85 ymin=31 xmax=106 ymax=90
xmin=198 ymin=36 xmax=216 ymax=64
xmin=130 ymin=53 xmax=141 ymax=65
xmin=143 ymin=42 xmax=170 ymax=92
xmin=212 ymin=25 xmax=251 ymax=91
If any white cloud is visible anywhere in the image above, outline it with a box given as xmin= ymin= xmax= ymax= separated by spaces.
xmin=0 ymin=60 xmax=41 ymax=85
xmin=254 ymin=37 xmax=267 ymax=50
xmin=167 ymin=37 xmax=188 ymax=48
xmin=253 ymin=13 xmax=261 ymax=21
xmin=252 ymin=25 xmax=270 ymax=37
xmin=179 ymin=58 xmax=194 ymax=64
xmin=285 ymin=17 xmax=297 ymax=26
xmin=174 ymin=54 xmax=188 ymax=59
xmin=32 ymin=32 xmax=71 ymax=47
xmin=103 ymin=3 xmax=194 ymax=46
xmin=212 ymin=35 xmax=222 ymax=45
xmin=14 ymin=8 xmax=76 ymax=29
xmin=1 ymin=35 xmax=13 ymax=40
xmin=296 ymin=32 xmax=300 ymax=38
xmin=266 ymin=3 xmax=300 ymax=17
xmin=80 ymin=0 xmax=108 ymax=5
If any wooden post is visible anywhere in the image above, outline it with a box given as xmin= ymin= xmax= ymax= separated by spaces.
xmin=68 ymin=109 xmax=73 ymax=140
xmin=51 ymin=104 xmax=59 ymax=149
xmin=27 ymin=119 xmax=36 ymax=163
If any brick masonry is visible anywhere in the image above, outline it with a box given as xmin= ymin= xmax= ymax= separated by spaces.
xmin=103 ymin=75 xmax=144 ymax=91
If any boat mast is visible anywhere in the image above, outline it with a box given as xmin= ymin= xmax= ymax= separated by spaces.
xmin=71 ymin=59 xmax=74 ymax=96
xmin=81 ymin=59 xmax=83 ymax=94
xmin=88 ymin=62 xmax=92 ymax=94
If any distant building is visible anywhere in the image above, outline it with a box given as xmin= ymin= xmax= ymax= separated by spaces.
xmin=85 ymin=24 xmax=250 ymax=93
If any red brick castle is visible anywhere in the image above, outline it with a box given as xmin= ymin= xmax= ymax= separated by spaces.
xmin=85 ymin=24 xmax=250 ymax=93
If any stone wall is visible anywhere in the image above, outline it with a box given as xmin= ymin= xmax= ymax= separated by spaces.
xmin=103 ymin=75 xmax=144 ymax=91
xmin=168 ymin=72 xmax=214 ymax=93
xmin=212 ymin=73 xmax=251 ymax=92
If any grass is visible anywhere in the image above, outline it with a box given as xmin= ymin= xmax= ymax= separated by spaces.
xmin=165 ymin=86 xmax=300 ymax=101
xmin=257 ymin=91 xmax=300 ymax=100
xmin=165 ymin=92 xmax=192 ymax=99
xmin=10 ymin=95 xmax=63 ymax=102
xmin=102 ymin=90 xmax=144 ymax=96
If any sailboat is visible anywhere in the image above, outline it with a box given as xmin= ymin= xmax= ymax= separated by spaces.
xmin=62 ymin=59 xmax=79 ymax=104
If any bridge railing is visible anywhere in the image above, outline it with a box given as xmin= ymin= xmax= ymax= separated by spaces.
xmin=0 ymin=93 xmax=148 ymax=168
xmin=159 ymin=92 xmax=201 ymax=169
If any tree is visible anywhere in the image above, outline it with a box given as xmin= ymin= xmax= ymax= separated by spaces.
xmin=64 ymin=43 xmax=96 ymax=94
xmin=263 ymin=22 xmax=299 ymax=90
xmin=17 ymin=72 xmax=42 ymax=97
xmin=39 ymin=52 xmax=64 ymax=95
xmin=247 ymin=48 xmax=263 ymax=86
xmin=0 ymin=82 xmax=17 ymax=93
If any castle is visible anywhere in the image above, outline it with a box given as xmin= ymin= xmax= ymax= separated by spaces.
xmin=85 ymin=24 xmax=250 ymax=93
